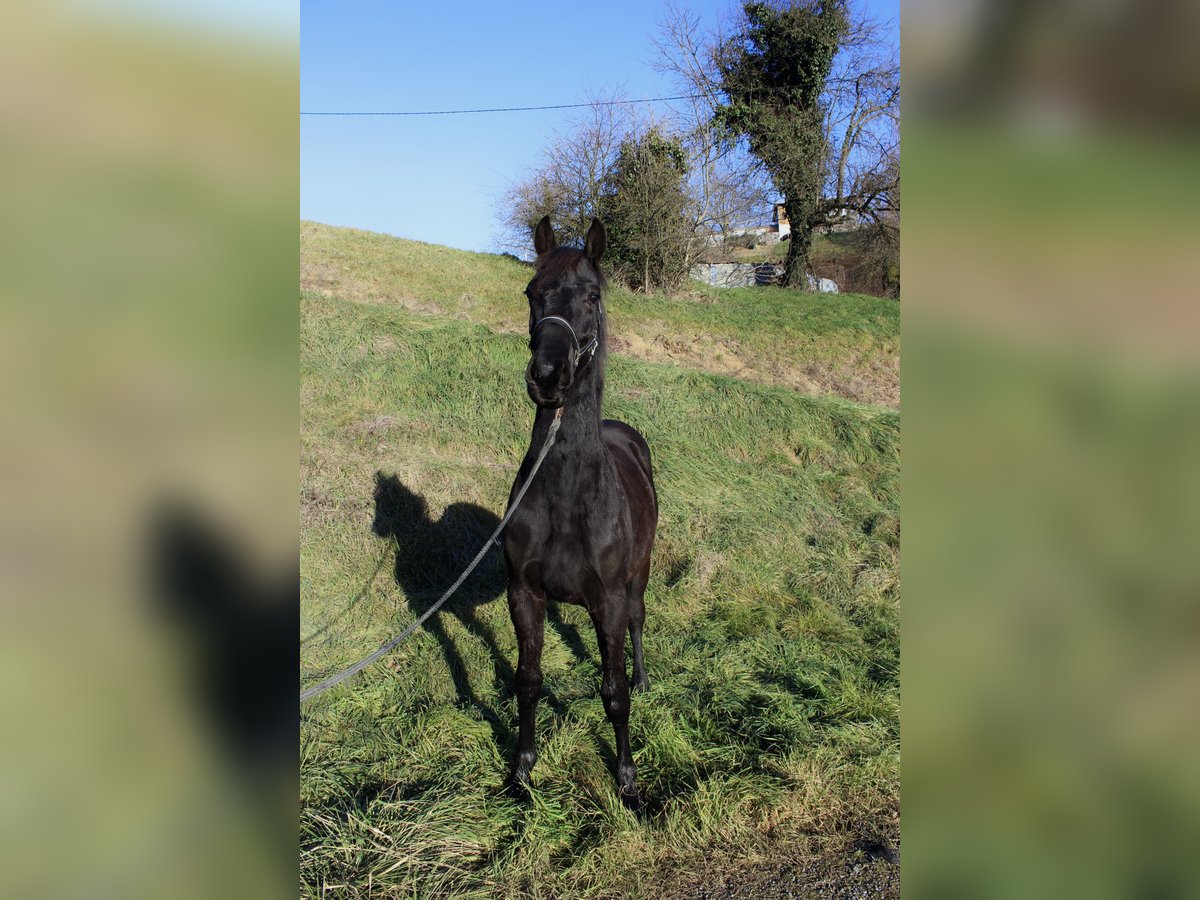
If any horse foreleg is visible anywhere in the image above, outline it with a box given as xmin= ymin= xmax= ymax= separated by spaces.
xmin=591 ymin=598 xmax=639 ymax=809
xmin=506 ymin=585 xmax=545 ymax=797
xmin=628 ymin=575 xmax=650 ymax=693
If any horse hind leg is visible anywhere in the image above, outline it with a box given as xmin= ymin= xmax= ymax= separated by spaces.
xmin=628 ymin=576 xmax=650 ymax=693
xmin=506 ymin=585 xmax=545 ymax=798
xmin=591 ymin=596 xmax=640 ymax=810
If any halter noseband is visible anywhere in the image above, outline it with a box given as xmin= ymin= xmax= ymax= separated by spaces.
xmin=532 ymin=305 xmax=603 ymax=369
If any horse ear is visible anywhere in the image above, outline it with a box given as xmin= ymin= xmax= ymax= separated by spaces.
xmin=533 ymin=216 xmax=556 ymax=257
xmin=585 ymin=218 xmax=606 ymax=266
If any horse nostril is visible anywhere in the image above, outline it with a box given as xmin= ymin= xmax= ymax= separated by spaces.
xmin=534 ymin=360 xmax=559 ymax=384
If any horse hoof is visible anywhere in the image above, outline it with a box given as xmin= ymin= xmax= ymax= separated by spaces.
xmin=505 ymin=773 xmax=532 ymax=801
xmin=631 ymin=676 xmax=651 ymax=694
xmin=620 ymin=787 xmax=643 ymax=813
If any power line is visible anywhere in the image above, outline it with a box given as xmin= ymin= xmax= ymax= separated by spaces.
xmin=300 ymin=94 xmax=702 ymax=117
xmin=299 ymin=83 xmax=832 ymax=118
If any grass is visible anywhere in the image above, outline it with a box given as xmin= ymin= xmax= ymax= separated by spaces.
xmin=302 ymin=221 xmax=899 ymax=407
xmin=712 ymin=232 xmax=854 ymax=266
xmin=300 ymin=222 xmax=899 ymax=898
xmin=716 ymin=238 xmax=790 ymax=264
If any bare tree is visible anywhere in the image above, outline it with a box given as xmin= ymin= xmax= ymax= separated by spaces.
xmin=495 ymin=94 xmax=709 ymax=293
xmin=495 ymin=91 xmax=635 ymax=257
xmin=653 ymin=2 xmax=772 ymax=246
xmin=656 ymin=1 xmax=899 ymax=288
xmin=859 ymin=146 xmax=899 ymax=296
xmin=823 ymin=20 xmax=899 ymax=229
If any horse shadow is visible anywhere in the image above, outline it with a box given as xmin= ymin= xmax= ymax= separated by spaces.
xmin=370 ymin=472 xmax=589 ymax=746
xmin=149 ymin=501 xmax=296 ymax=853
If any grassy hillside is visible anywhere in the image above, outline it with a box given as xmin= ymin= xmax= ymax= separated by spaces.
xmin=300 ymin=223 xmax=900 ymax=897
xmin=302 ymin=221 xmax=899 ymax=408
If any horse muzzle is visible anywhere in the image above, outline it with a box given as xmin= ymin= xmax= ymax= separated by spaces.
xmin=525 ymin=356 xmax=572 ymax=408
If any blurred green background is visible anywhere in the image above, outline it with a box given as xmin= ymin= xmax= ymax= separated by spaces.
xmin=904 ymin=0 xmax=1200 ymax=896
xmin=0 ymin=2 xmax=295 ymax=897
xmin=3 ymin=0 xmax=1199 ymax=896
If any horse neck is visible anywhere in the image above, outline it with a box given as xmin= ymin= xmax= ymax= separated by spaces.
xmin=531 ymin=358 xmax=606 ymax=484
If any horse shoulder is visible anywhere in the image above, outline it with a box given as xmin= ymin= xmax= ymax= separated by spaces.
xmin=601 ymin=420 xmax=653 ymax=476
xmin=601 ymin=419 xmax=656 ymax=515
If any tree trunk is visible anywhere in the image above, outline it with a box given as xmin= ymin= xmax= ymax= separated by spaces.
xmin=781 ymin=198 xmax=813 ymax=289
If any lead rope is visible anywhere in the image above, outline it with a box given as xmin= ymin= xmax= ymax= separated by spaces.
xmin=300 ymin=407 xmax=564 ymax=703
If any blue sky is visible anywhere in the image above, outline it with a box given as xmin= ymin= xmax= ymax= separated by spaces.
xmin=301 ymin=1 xmax=899 ymax=254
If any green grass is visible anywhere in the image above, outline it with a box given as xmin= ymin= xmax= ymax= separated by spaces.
xmin=716 ymin=237 xmax=790 ymax=263
xmin=300 ymin=223 xmax=899 ymax=897
xmin=302 ymin=221 xmax=899 ymax=407
xmin=714 ymin=232 xmax=854 ymax=265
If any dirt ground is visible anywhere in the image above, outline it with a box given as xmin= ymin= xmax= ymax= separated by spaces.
xmin=610 ymin=332 xmax=900 ymax=409
xmin=653 ymin=826 xmax=899 ymax=900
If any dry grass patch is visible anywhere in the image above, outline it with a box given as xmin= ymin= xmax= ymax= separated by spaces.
xmin=301 ymin=221 xmax=899 ymax=409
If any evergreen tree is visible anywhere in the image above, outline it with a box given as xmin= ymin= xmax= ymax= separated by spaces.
xmin=714 ymin=1 xmax=850 ymax=288
xmin=601 ymin=127 xmax=695 ymax=293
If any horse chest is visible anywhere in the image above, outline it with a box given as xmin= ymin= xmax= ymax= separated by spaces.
xmin=507 ymin=437 xmax=635 ymax=603
xmin=536 ymin=516 xmax=625 ymax=603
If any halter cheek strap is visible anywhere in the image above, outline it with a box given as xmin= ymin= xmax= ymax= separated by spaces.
xmin=532 ymin=304 xmax=603 ymax=367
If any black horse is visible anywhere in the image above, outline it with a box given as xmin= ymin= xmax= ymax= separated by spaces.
xmin=503 ymin=216 xmax=658 ymax=809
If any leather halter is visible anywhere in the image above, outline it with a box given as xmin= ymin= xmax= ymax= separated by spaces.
xmin=532 ymin=304 xmax=603 ymax=369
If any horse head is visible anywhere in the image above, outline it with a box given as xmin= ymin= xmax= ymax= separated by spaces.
xmin=523 ymin=216 xmax=607 ymax=409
